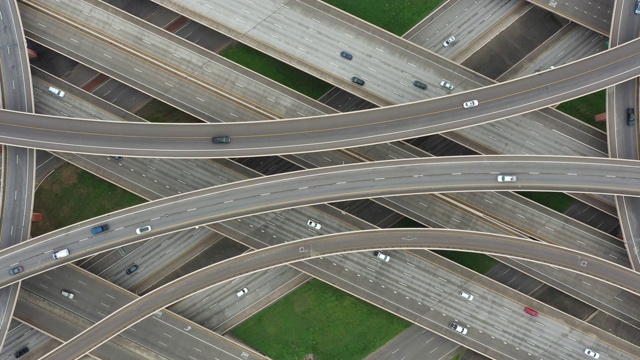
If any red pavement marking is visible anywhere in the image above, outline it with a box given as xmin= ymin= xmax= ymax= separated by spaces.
xmin=81 ymin=74 xmax=110 ymax=92
xmin=164 ymin=16 xmax=189 ymax=33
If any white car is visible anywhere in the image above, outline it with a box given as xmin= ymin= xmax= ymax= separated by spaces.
xmin=584 ymin=349 xmax=599 ymax=359
xmin=440 ymin=80 xmax=454 ymax=90
xmin=236 ymin=287 xmax=248 ymax=297
xmin=307 ymin=219 xmax=321 ymax=230
xmin=463 ymin=100 xmax=479 ymax=108
xmin=136 ymin=225 xmax=152 ymax=234
xmin=497 ymin=175 xmax=517 ymax=182
xmin=373 ymin=251 xmax=390 ymax=262
xmin=459 ymin=291 xmax=473 ymax=301
xmin=48 ymin=86 xmax=65 ymax=97
xmin=61 ymin=290 xmax=75 ymax=299
xmin=449 ymin=322 xmax=468 ymax=335
xmin=443 ymin=35 xmax=455 ymax=47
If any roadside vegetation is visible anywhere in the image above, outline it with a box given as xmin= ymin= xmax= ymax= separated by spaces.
xmin=556 ymin=90 xmax=606 ymax=132
xmin=324 ymin=0 xmax=445 ymax=35
xmin=136 ymin=99 xmax=201 ymax=123
xmin=517 ymin=192 xmax=575 ymax=213
xmin=232 ymin=279 xmax=410 ymax=360
xmin=220 ymin=44 xmax=333 ymax=99
xmin=32 ymin=163 xmax=144 ymax=237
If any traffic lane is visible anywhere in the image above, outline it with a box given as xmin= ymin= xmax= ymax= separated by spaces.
xmin=332 ymin=252 xmax=572 ymax=357
xmin=20 ymin=4 xmax=263 ymax=123
xmin=21 ymin=265 xmax=266 ymax=360
xmin=610 ymin=81 xmax=638 ymax=159
xmin=365 ymin=326 xmax=459 ymax=360
xmin=618 ymin=197 xmax=640 ymax=270
xmin=31 ymin=0 xmax=324 ymax=120
xmin=3 ymin=155 xmax=640 ymax=287
xmin=2 ymin=37 xmax=640 ymax=157
xmin=44 ymin=229 xmax=640 ymax=360
xmin=526 ymin=0 xmax=610 ymax=35
xmin=0 ymin=0 xmax=33 ymax=112
xmin=0 ymin=147 xmax=34 ymax=248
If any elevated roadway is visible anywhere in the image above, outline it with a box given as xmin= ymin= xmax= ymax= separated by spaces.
xmin=3 ymin=156 xmax=640 ymax=289
xmin=42 ymin=229 xmax=640 ymax=360
xmin=20 ymin=264 xmax=268 ymax=360
xmin=1 ymin=36 xmax=640 ymax=157
xmin=0 ymin=0 xmax=36 ymax=351
xmin=526 ymin=0 xmax=611 ymax=35
xmin=148 ymin=0 xmax=607 ymax=160
xmin=23 ymin=5 xmax=636 ymax=332
xmin=608 ymin=0 xmax=640 ymax=271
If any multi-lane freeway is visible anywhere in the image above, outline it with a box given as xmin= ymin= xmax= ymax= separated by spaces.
xmin=1 ymin=34 xmax=640 ymax=156
xmin=43 ymin=229 xmax=640 ymax=359
xmin=3 ymin=156 xmax=640 ymax=288
xmin=2 ymin=1 xmax=640 ymax=359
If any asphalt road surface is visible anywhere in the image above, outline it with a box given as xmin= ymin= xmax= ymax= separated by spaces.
xmin=44 ymin=229 xmax=640 ymax=360
xmin=1 ymin=36 xmax=640 ymax=157
xmin=2 ymin=156 xmax=640 ymax=291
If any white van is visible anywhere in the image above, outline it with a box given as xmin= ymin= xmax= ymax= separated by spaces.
xmin=52 ymin=248 xmax=70 ymax=259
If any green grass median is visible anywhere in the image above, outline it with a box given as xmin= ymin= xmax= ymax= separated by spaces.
xmin=556 ymin=90 xmax=606 ymax=132
xmin=325 ymin=0 xmax=445 ymax=35
xmin=232 ymin=279 xmax=410 ymax=360
xmin=32 ymin=163 xmax=144 ymax=237
xmin=220 ymin=44 xmax=333 ymax=99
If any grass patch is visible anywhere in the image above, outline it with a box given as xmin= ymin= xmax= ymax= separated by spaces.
xmin=220 ymin=43 xmax=333 ymax=99
xmin=391 ymin=216 xmax=424 ymax=228
xmin=324 ymin=0 xmax=445 ymax=35
xmin=232 ymin=279 xmax=410 ymax=360
xmin=556 ymin=90 xmax=606 ymax=132
xmin=517 ymin=192 xmax=575 ymax=213
xmin=32 ymin=163 xmax=144 ymax=237
xmin=136 ymin=99 xmax=201 ymax=123
xmin=434 ymin=250 xmax=498 ymax=274
xmin=450 ymin=350 xmax=466 ymax=360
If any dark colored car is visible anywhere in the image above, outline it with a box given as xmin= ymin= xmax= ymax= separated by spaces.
xmin=524 ymin=307 xmax=539 ymax=317
xmin=627 ymin=108 xmax=635 ymax=126
xmin=340 ymin=51 xmax=353 ymax=60
xmin=351 ymin=77 xmax=365 ymax=86
xmin=212 ymin=136 xmax=231 ymax=144
xmin=15 ymin=346 xmax=29 ymax=358
xmin=8 ymin=266 xmax=23 ymax=276
xmin=91 ymin=224 xmax=110 ymax=235
xmin=126 ymin=264 xmax=139 ymax=275
xmin=413 ymin=80 xmax=427 ymax=90
xmin=126 ymin=264 xmax=138 ymax=275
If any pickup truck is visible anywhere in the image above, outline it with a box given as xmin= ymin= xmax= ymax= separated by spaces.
xmin=449 ymin=322 xmax=468 ymax=335
xmin=91 ymin=224 xmax=109 ymax=235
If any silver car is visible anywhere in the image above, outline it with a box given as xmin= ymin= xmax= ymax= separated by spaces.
xmin=136 ymin=225 xmax=152 ymax=234
xmin=449 ymin=322 xmax=468 ymax=335
xmin=459 ymin=291 xmax=473 ymax=301
xmin=463 ymin=100 xmax=479 ymax=108
xmin=584 ymin=349 xmax=599 ymax=359
xmin=443 ymin=35 xmax=455 ymax=47
xmin=373 ymin=251 xmax=390 ymax=262
xmin=307 ymin=219 xmax=321 ymax=230
xmin=236 ymin=287 xmax=248 ymax=297
xmin=497 ymin=175 xmax=517 ymax=182
xmin=440 ymin=80 xmax=454 ymax=90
